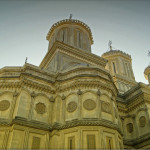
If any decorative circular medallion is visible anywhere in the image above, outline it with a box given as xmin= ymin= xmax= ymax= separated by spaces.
xmin=126 ymin=123 xmax=133 ymax=133
xmin=67 ymin=101 xmax=77 ymax=113
xmin=139 ymin=116 xmax=146 ymax=127
xmin=83 ymin=99 xmax=96 ymax=111
xmin=101 ymin=102 xmax=111 ymax=113
xmin=0 ymin=100 xmax=10 ymax=111
xmin=35 ymin=102 xmax=46 ymax=114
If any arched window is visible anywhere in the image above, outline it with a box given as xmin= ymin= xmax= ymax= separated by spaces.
xmin=77 ymin=31 xmax=81 ymax=48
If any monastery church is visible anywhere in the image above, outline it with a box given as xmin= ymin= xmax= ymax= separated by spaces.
xmin=1 ymin=18 xmax=150 ymax=149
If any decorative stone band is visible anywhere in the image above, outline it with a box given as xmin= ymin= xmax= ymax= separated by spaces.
xmin=0 ymin=117 xmax=122 ymax=135
xmin=52 ymin=119 xmax=122 ymax=135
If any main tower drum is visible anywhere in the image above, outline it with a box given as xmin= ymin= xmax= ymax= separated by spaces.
xmin=46 ymin=19 xmax=93 ymax=52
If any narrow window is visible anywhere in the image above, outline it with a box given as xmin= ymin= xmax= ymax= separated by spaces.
xmin=77 ymin=31 xmax=81 ymax=48
xmin=106 ymin=137 xmax=113 ymax=150
xmin=125 ymin=63 xmax=130 ymax=77
xmin=62 ymin=30 xmax=65 ymax=42
xmin=87 ymin=135 xmax=95 ymax=149
xmin=112 ymin=62 xmax=116 ymax=74
xmin=68 ymin=136 xmax=75 ymax=150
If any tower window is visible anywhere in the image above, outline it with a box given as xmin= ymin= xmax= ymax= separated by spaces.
xmin=112 ymin=62 xmax=116 ymax=74
xmin=62 ymin=30 xmax=65 ymax=42
xmin=77 ymin=31 xmax=81 ymax=48
xmin=125 ymin=62 xmax=131 ymax=77
xmin=87 ymin=135 xmax=95 ymax=149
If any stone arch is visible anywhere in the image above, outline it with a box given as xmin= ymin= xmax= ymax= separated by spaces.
xmin=35 ymin=93 xmax=50 ymax=100
xmin=135 ymin=109 xmax=149 ymax=136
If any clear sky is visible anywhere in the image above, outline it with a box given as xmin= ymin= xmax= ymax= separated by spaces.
xmin=0 ymin=0 xmax=150 ymax=84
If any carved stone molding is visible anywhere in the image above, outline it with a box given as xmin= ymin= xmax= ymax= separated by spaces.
xmin=139 ymin=116 xmax=146 ymax=127
xmin=50 ymin=96 xmax=55 ymax=102
xmin=0 ymin=100 xmax=10 ymax=111
xmin=83 ymin=99 xmax=96 ymax=111
xmin=126 ymin=123 xmax=133 ymax=133
xmin=31 ymin=91 xmax=36 ymax=98
xmin=101 ymin=101 xmax=111 ymax=114
xmin=35 ymin=102 xmax=46 ymax=114
xmin=62 ymin=95 xmax=66 ymax=100
xmin=114 ymin=108 xmax=118 ymax=118
xmin=67 ymin=101 xmax=77 ymax=113
xmin=97 ymin=89 xmax=101 ymax=96
xmin=77 ymin=89 xmax=82 ymax=95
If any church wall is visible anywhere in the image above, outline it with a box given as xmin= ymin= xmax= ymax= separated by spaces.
xmin=50 ymin=126 xmax=123 ymax=149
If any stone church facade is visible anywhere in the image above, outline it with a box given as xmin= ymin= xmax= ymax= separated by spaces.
xmin=0 ymin=18 xmax=150 ymax=149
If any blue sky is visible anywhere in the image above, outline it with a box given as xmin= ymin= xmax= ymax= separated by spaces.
xmin=0 ymin=0 xmax=150 ymax=84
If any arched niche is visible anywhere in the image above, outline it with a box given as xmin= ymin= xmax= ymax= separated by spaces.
xmin=32 ymin=95 xmax=50 ymax=124
xmin=123 ymin=117 xmax=135 ymax=139
xmin=0 ymin=91 xmax=13 ymax=119
xmin=65 ymin=93 xmax=78 ymax=121
xmin=136 ymin=110 xmax=149 ymax=136
xmin=100 ymin=94 xmax=113 ymax=121
xmin=16 ymin=90 xmax=31 ymax=119
xmin=81 ymin=91 xmax=98 ymax=119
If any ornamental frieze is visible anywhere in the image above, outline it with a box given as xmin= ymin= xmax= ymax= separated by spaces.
xmin=139 ymin=116 xmax=146 ymax=127
xmin=0 ymin=100 xmax=10 ymax=111
xmin=67 ymin=101 xmax=77 ymax=113
xmin=101 ymin=101 xmax=111 ymax=114
xmin=35 ymin=102 xmax=46 ymax=114
xmin=83 ymin=99 xmax=96 ymax=111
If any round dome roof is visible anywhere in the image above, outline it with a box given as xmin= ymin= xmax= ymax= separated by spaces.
xmin=46 ymin=19 xmax=94 ymax=44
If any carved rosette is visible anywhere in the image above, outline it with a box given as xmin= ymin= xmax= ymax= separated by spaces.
xmin=139 ymin=116 xmax=146 ymax=127
xmin=0 ymin=100 xmax=10 ymax=111
xmin=126 ymin=123 xmax=133 ymax=133
xmin=83 ymin=99 xmax=96 ymax=111
xmin=101 ymin=101 xmax=111 ymax=114
xmin=35 ymin=102 xmax=46 ymax=114
xmin=67 ymin=101 xmax=77 ymax=113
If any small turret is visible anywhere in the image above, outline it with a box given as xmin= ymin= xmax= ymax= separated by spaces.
xmin=144 ymin=66 xmax=150 ymax=84
xmin=102 ymin=45 xmax=137 ymax=93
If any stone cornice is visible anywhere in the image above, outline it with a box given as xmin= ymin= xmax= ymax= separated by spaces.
xmin=39 ymin=41 xmax=107 ymax=69
xmin=0 ymin=117 xmax=122 ymax=135
xmin=113 ymin=74 xmax=136 ymax=85
xmin=52 ymin=119 xmax=123 ymax=135
xmin=124 ymin=131 xmax=150 ymax=148
xmin=46 ymin=19 xmax=94 ymax=44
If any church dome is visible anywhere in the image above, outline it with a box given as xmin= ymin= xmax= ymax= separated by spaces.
xmin=46 ymin=19 xmax=93 ymax=52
